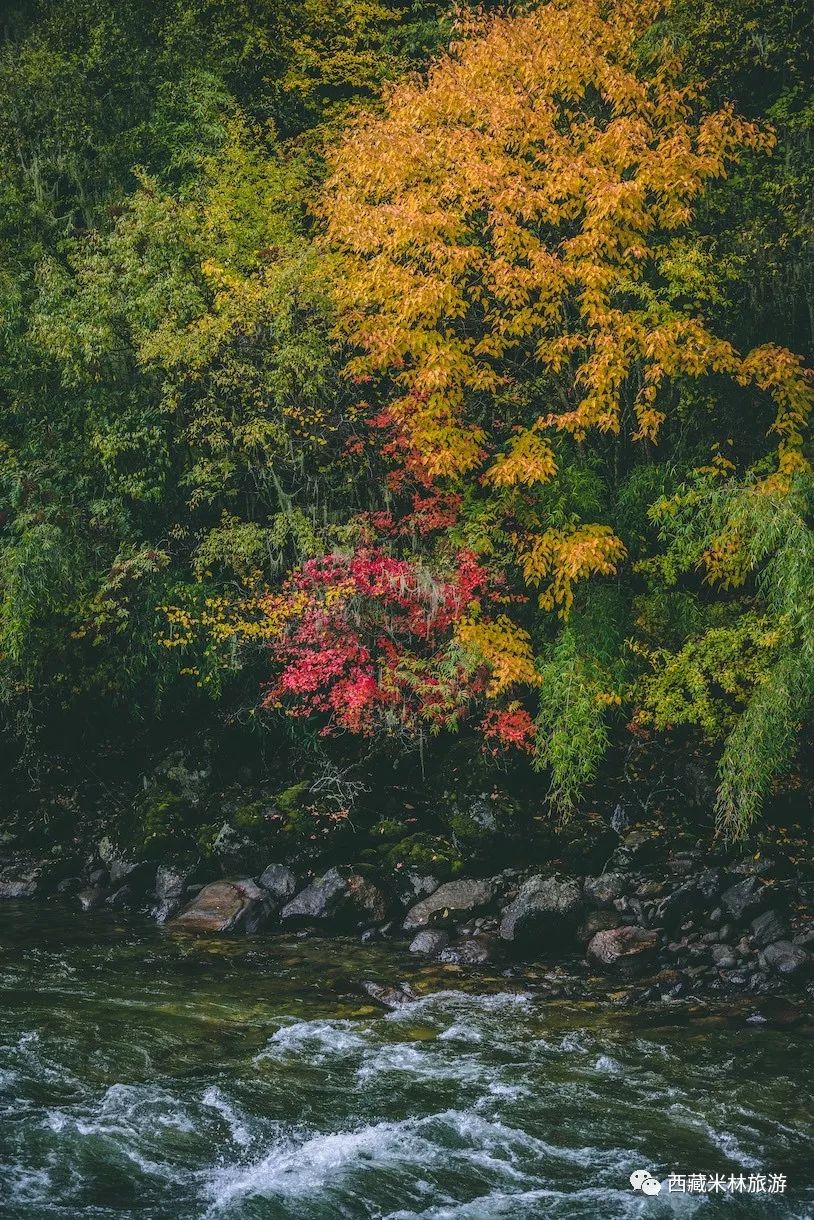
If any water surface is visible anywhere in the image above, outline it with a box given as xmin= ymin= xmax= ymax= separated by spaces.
xmin=0 ymin=903 xmax=812 ymax=1218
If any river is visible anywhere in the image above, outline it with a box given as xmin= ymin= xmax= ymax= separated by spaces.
xmin=0 ymin=902 xmax=811 ymax=1218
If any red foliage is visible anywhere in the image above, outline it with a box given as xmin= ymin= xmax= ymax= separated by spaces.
xmin=480 ymin=706 xmax=536 ymax=756
xmin=263 ymin=548 xmax=499 ymax=736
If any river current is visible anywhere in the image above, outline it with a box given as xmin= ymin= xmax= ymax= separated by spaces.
xmin=0 ymin=903 xmax=811 ymax=1218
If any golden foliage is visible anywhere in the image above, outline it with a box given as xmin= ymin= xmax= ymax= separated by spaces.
xmin=321 ymin=0 xmax=805 ymax=486
xmin=517 ymin=526 xmax=627 ymax=616
xmin=456 ymin=615 xmax=540 ymax=696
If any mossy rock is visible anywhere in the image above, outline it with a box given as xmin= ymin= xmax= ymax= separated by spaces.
xmin=383 ymin=832 xmax=462 ymax=878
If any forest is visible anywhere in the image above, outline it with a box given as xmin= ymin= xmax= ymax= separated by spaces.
xmin=0 ymin=0 xmax=812 ymax=867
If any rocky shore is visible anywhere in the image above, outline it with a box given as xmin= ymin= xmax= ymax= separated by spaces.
xmin=2 ymin=821 xmax=813 ymax=1010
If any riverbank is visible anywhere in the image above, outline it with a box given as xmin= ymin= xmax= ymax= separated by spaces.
xmin=2 ymin=816 xmax=813 ymax=1012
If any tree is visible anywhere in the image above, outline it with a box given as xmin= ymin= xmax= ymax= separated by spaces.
xmin=309 ymin=0 xmax=813 ymax=822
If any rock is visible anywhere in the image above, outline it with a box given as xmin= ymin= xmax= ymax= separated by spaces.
xmin=406 ymin=873 xmax=441 ymax=899
xmin=106 ymin=885 xmax=133 ymax=910
xmin=750 ymin=909 xmax=788 ymax=949
xmin=409 ymin=928 xmax=451 ymax=957
xmin=56 ymin=876 xmax=81 ymax=896
xmin=583 ymin=872 xmax=627 ymax=908
xmin=97 ymin=837 xmax=146 ymax=888
xmin=211 ymin=822 xmax=257 ymax=873
xmin=77 ymin=886 xmax=105 ymax=912
xmin=151 ymin=864 xmax=191 ymax=924
xmin=577 ymin=909 xmax=619 ymax=943
xmin=762 ymin=941 xmax=812 ymax=979
xmin=586 ymin=926 xmax=659 ymax=974
xmin=439 ymin=936 xmax=499 ymax=965
xmin=657 ymin=869 xmax=722 ymax=928
xmin=403 ymin=878 xmax=494 ymax=931
xmin=171 ymin=879 xmax=269 ymax=934
xmin=610 ymin=803 xmax=629 ymax=834
xmin=711 ymin=944 xmax=737 ymax=969
xmin=0 ymin=874 xmax=39 ymax=899
xmin=88 ymin=868 xmax=109 ymax=887
xmin=361 ymin=980 xmax=419 ymax=1009
xmin=257 ymin=864 xmax=297 ymax=906
xmin=346 ymin=874 xmax=388 ymax=924
xmin=281 ymin=868 xmax=387 ymax=928
xmin=720 ymin=876 xmax=768 ymax=924
xmin=499 ymin=873 xmax=582 ymax=945
xmin=610 ymin=826 xmax=663 ymax=868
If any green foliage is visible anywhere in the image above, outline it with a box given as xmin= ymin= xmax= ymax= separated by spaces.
xmin=0 ymin=0 xmax=811 ymax=843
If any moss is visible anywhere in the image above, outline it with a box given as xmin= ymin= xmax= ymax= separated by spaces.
xmin=275 ymin=782 xmax=309 ymax=815
xmin=230 ymin=802 xmax=266 ymax=832
xmin=371 ymin=817 xmax=404 ymax=842
xmin=383 ymin=832 xmax=462 ymax=878
xmin=142 ymin=792 xmax=193 ymax=848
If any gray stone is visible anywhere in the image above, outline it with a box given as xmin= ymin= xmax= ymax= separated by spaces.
xmin=762 ymin=941 xmax=812 ymax=978
xmin=409 ymin=928 xmax=450 ymax=957
xmin=438 ymin=936 xmax=499 ymax=966
xmin=750 ymin=909 xmax=788 ymax=949
xmin=281 ymin=868 xmax=387 ymax=928
xmin=577 ymin=909 xmax=619 ymax=944
xmin=0 ymin=874 xmax=39 ymax=899
xmin=657 ymin=869 xmax=722 ymax=928
xmin=583 ymin=872 xmax=627 ymax=908
xmin=257 ymin=864 xmax=297 ymax=906
xmin=499 ymin=873 xmax=582 ymax=944
xmin=106 ymin=885 xmax=133 ymax=910
xmin=77 ymin=886 xmax=105 ymax=912
xmin=586 ymin=926 xmax=659 ymax=974
xmin=151 ymin=864 xmax=192 ymax=924
xmin=361 ymin=980 xmax=418 ymax=1009
xmin=171 ymin=878 xmax=269 ymax=934
xmin=720 ymin=876 xmax=767 ymax=923
xmin=403 ymin=878 xmax=494 ymax=931
xmin=97 ymin=837 xmax=139 ymax=887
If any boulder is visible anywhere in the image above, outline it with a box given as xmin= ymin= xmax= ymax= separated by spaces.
xmin=609 ymin=826 xmax=664 ymax=869
xmin=106 ymin=885 xmax=133 ymax=910
xmin=281 ymin=867 xmax=387 ymax=928
xmin=657 ymin=869 xmax=722 ymax=928
xmin=77 ymin=886 xmax=106 ymax=912
xmin=403 ymin=878 xmax=494 ymax=931
xmin=750 ymin=909 xmax=788 ymax=949
xmin=257 ymin=864 xmax=297 ymax=906
xmin=499 ymin=873 xmax=582 ymax=945
xmin=720 ymin=876 xmax=768 ymax=924
xmin=438 ymin=936 xmax=499 ymax=966
xmin=211 ymin=822 xmax=261 ymax=874
xmin=97 ymin=837 xmax=154 ymax=889
xmin=151 ymin=864 xmax=192 ymax=924
xmin=361 ymin=980 xmax=419 ymax=1009
xmin=409 ymin=928 xmax=450 ymax=957
xmin=583 ymin=872 xmax=627 ymax=908
xmin=0 ymin=873 xmax=39 ymax=899
xmin=586 ymin=926 xmax=659 ymax=974
xmin=711 ymin=944 xmax=737 ymax=970
xmin=577 ymin=908 xmax=619 ymax=944
xmin=171 ymin=879 xmax=269 ymax=934
xmin=762 ymin=941 xmax=812 ymax=979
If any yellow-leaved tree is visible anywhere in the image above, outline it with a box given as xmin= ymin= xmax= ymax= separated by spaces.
xmin=322 ymin=0 xmax=810 ymax=565
xmin=316 ymin=0 xmax=814 ymax=818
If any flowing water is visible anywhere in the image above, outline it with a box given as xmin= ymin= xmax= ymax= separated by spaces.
xmin=0 ymin=902 xmax=812 ymax=1219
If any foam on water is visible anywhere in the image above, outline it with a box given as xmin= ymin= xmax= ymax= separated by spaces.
xmin=1 ymin=901 xmax=812 ymax=1220
xmin=256 ymin=1017 xmax=369 ymax=1062
xmin=204 ymin=1107 xmax=605 ymax=1212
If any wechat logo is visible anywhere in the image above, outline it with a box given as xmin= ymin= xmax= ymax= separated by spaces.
xmin=630 ymin=1169 xmax=662 ymax=1195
